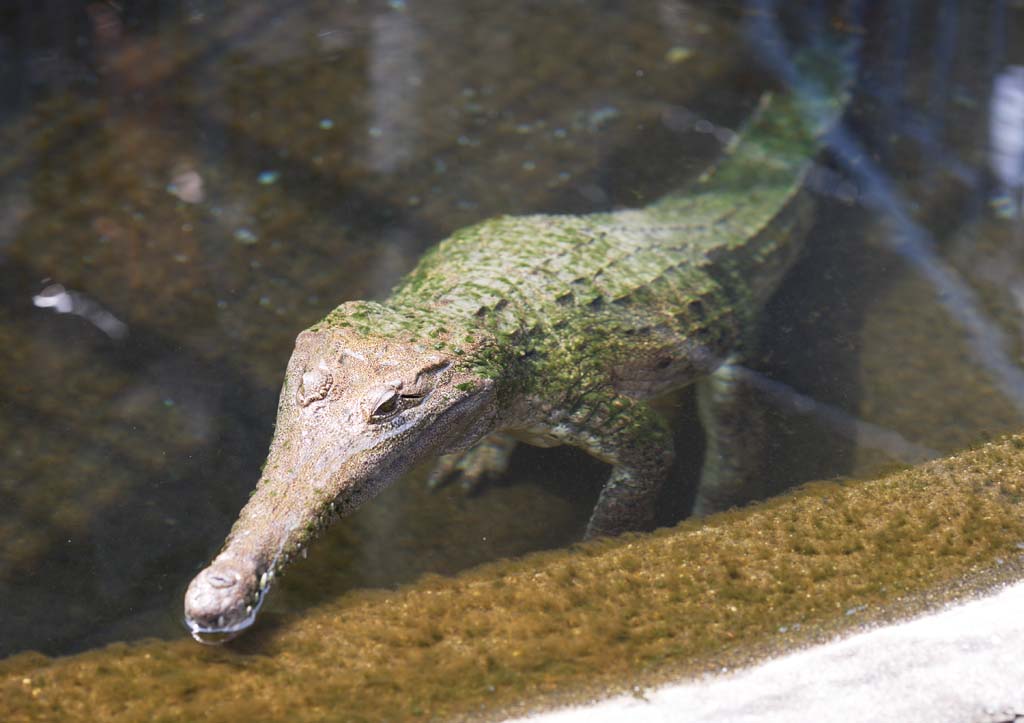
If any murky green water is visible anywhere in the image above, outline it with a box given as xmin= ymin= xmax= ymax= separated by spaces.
xmin=1 ymin=0 xmax=1021 ymax=667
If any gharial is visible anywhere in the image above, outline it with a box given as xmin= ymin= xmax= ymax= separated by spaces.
xmin=184 ymin=45 xmax=851 ymax=642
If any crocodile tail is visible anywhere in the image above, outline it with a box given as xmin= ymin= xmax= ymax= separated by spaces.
xmin=708 ymin=38 xmax=855 ymax=184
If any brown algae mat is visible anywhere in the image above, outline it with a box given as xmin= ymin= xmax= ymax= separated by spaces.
xmin=4 ymin=435 xmax=1024 ymax=722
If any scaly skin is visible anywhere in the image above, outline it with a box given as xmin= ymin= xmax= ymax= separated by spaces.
xmin=184 ymin=52 xmax=849 ymax=642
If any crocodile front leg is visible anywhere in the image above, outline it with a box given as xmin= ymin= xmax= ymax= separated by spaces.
xmin=427 ymin=432 xmax=518 ymax=492
xmin=548 ymin=393 xmax=674 ymax=538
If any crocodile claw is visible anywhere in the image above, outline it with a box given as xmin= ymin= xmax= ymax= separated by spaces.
xmin=427 ymin=433 xmax=518 ymax=493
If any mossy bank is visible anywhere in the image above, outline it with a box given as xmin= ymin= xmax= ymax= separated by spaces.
xmin=4 ymin=433 xmax=1024 ymax=722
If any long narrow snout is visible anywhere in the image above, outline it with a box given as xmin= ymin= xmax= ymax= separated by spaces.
xmin=182 ymin=448 xmax=356 ymax=643
xmin=182 ymin=427 xmax=426 ymax=643
xmin=182 ymin=424 xmax=356 ymax=643
xmin=184 ymin=553 xmax=268 ymax=643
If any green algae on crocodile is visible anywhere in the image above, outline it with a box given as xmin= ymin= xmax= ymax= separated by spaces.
xmin=183 ymin=49 xmax=851 ymax=642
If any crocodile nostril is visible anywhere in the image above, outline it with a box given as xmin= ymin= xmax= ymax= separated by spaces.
xmin=207 ymin=571 xmax=238 ymax=589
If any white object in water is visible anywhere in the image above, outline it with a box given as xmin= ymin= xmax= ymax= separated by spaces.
xmin=32 ymin=283 xmax=128 ymax=339
xmin=989 ymin=65 xmax=1024 ymax=217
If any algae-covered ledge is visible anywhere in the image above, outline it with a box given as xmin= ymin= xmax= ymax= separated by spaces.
xmin=3 ymin=435 xmax=1024 ymax=722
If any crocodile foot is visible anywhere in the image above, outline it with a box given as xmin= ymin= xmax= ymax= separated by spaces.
xmin=427 ymin=432 xmax=517 ymax=493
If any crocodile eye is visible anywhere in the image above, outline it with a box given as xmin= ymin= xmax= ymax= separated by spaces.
xmin=368 ymin=389 xmax=400 ymax=420
xmin=298 ymin=368 xmax=332 ymax=406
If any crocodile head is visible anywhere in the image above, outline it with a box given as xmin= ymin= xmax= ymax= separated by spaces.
xmin=183 ymin=313 xmax=495 ymax=642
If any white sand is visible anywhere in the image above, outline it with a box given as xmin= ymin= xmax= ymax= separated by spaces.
xmin=509 ymin=581 xmax=1024 ymax=723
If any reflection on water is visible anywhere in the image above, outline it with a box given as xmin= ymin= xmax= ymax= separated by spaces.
xmin=0 ymin=0 xmax=1022 ymax=663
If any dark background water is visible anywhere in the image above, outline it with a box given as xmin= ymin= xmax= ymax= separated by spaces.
xmin=1 ymin=0 xmax=1023 ymax=658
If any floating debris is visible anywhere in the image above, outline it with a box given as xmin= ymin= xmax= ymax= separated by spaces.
xmin=166 ymin=168 xmax=204 ymax=203
xmin=257 ymin=170 xmax=280 ymax=185
xmin=234 ymin=228 xmax=258 ymax=245
xmin=586 ymin=105 xmax=620 ymax=130
xmin=665 ymin=46 xmax=694 ymax=64
xmin=32 ymin=283 xmax=128 ymax=340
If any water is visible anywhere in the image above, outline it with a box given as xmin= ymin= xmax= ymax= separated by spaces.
xmin=0 ymin=0 xmax=1021 ymax=666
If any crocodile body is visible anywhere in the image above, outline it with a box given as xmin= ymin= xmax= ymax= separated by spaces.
xmin=184 ymin=53 xmax=848 ymax=641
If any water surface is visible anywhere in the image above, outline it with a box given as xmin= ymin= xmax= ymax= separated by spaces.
xmin=1 ymin=0 xmax=1022 ymax=663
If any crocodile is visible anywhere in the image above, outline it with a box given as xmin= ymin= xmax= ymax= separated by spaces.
xmin=184 ymin=47 xmax=850 ymax=642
